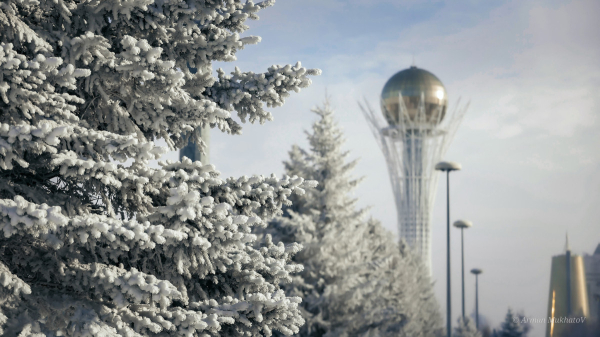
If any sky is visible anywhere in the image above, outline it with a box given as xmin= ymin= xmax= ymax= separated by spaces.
xmin=161 ymin=0 xmax=600 ymax=335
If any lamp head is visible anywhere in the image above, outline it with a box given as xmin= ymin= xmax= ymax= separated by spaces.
xmin=471 ymin=268 xmax=482 ymax=275
xmin=435 ymin=161 xmax=462 ymax=172
xmin=454 ymin=220 xmax=473 ymax=229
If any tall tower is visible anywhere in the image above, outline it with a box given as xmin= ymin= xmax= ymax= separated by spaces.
xmin=546 ymin=236 xmax=590 ymax=337
xmin=361 ymin=66 xmax=467 ymax=272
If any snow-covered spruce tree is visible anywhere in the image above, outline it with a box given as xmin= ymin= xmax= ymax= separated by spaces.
xmin=454 ymin=317 xmax=482 ymax=337
xmin=262 ymin=101 xmax=443 ymax=336
xmin=0 ymin=0 xmax=320 ymax=336
xmin=498 ymin=309 xmax=527 ymax=337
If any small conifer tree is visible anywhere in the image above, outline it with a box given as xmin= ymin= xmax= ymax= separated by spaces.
xmin=264 ymin=101 xmax=443 ymax=336
xmin=454 ymin=317 xmax=482 ymax=337
xmin=498 ymin=309 xmax=527 ymax=337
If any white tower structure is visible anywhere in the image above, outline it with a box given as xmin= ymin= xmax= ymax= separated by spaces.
xmin=361 ymin=66 xmax=467 ymax=272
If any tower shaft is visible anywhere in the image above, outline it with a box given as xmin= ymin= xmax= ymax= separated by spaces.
xmin=396 ymin=135 xmax=432 ymax=266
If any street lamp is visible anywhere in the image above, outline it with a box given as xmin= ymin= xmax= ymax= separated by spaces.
xmin=454 ymin=220 xmax=473 ymax=320
xmin=471 ymin=268 xmax=483 ymax=330
xmin=435 ymin=161 xmax=462 ymax=337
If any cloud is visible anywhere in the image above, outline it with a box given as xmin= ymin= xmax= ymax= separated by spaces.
xmin=308 ymin=0 xmax=600 ymax=140
xmin=522 ymin=153 xmax=559 ymax=171
xmin=435 ymin=0 xmax=599 ymax=138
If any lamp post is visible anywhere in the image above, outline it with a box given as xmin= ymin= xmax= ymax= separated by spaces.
xmin=471 ymin=268 xmax=483 ymax=330
xmin=435 ymin=161 xmax=462 ymax=337
xmin=454 ymin=220 xmax=472 ymax=320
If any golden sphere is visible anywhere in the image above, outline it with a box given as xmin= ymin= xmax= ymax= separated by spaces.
xmin=381 ymin=66 xmax=447 ymax=127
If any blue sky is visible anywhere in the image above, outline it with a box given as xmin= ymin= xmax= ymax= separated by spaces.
xmin=162 ymin=0 xmax=600 ymax=335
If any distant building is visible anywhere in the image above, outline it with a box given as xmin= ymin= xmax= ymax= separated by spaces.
xmin=546 ymin=236 xmax=590 ymax=337
xmin=584 ymin=244 xmax=600 ymax=322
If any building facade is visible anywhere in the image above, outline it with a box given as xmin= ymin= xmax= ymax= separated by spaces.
xmin=546 ymin=239 xmax=590 ymax=337
xmin=584 ymin=244 xmax=600 ymax=323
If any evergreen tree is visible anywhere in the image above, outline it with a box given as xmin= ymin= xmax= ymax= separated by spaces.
xmin=454 ymin=317 xmax=482 ymax=337
xmin=516 ymin=313 xmax=531 ymax=336
xmin=264 ymin=101 xmax=443 ymax=336
xmin=498 ymin=309 xmax=527 ymax=337
xmin=0 ymin=0 xmax=319 ymax=336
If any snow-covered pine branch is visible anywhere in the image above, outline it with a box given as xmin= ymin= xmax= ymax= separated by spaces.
xmin=0 ymin=0 xmax=319 ymax=336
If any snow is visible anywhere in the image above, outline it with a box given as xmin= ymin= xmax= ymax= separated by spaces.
xmin=0 ymin=0 xmax=319 ymax=335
